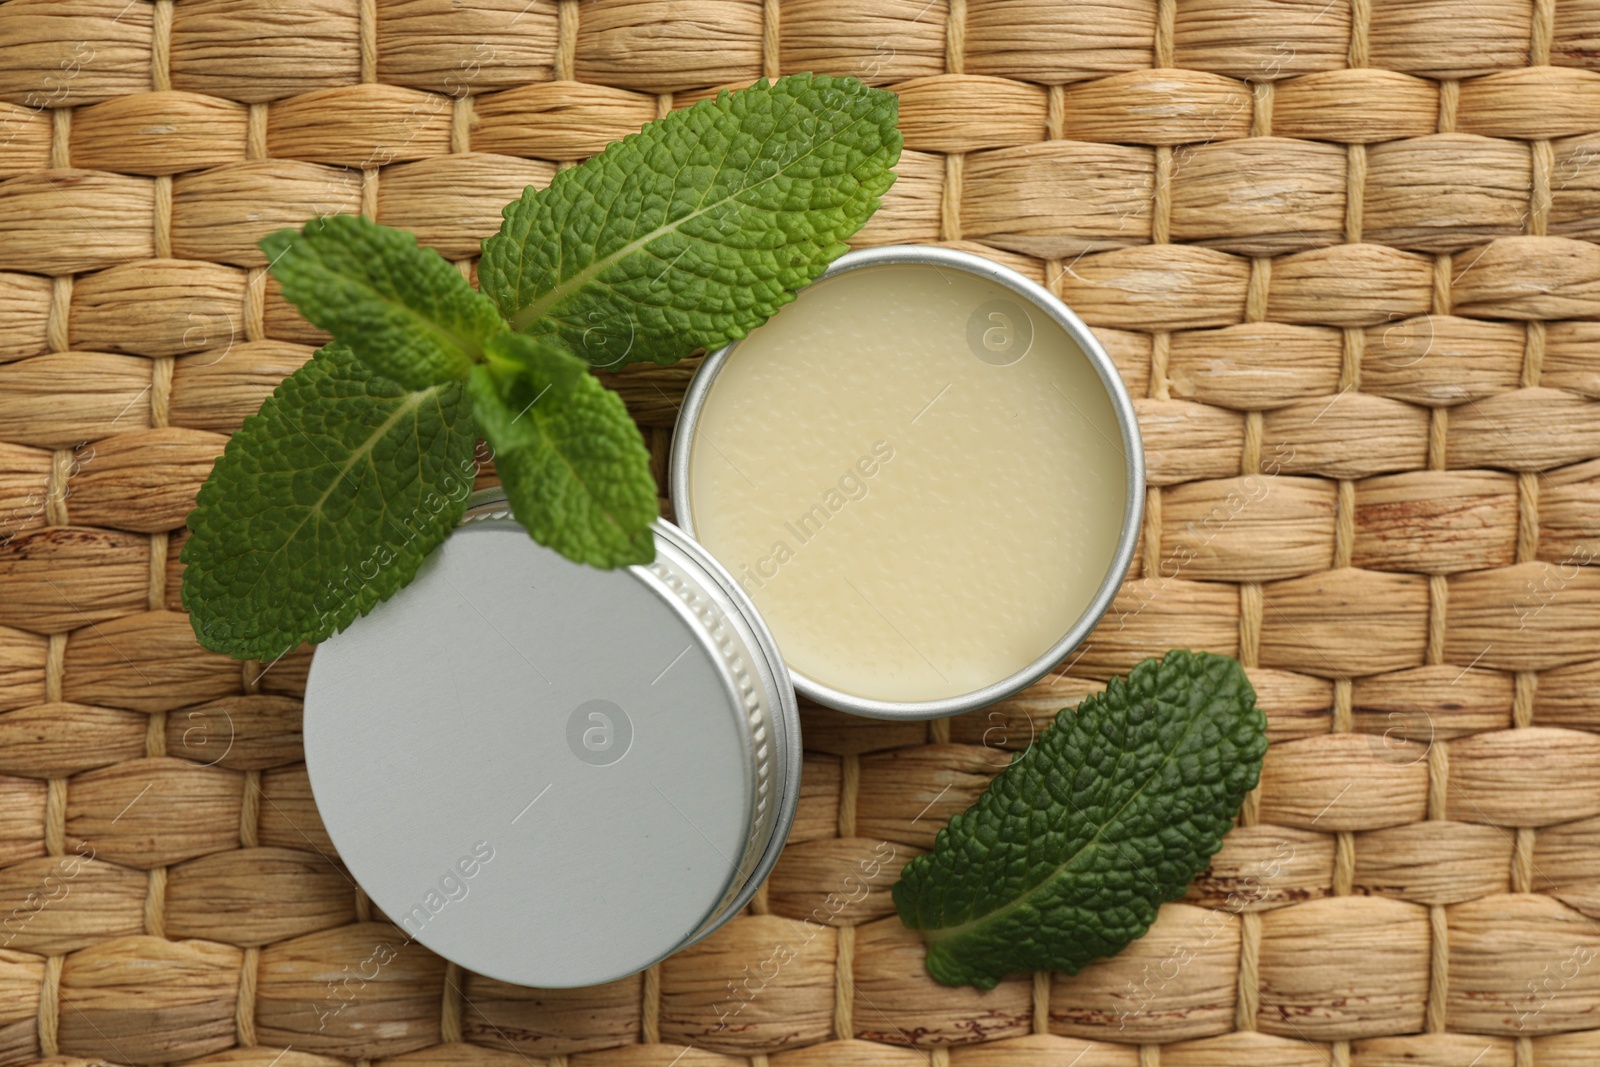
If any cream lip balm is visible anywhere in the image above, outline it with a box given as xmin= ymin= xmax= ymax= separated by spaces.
xmin=671 ymin=246 xmax=1144 ymax=720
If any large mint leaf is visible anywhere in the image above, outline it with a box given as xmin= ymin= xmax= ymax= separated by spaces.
xmin=182 ymin=343 xmax=479 ymax=660
xmin=469 ymin=333 xmax=657 ymax=568
xmin=893 ymin=651 xmax=1267 ymax=989
xmin=260 ymin=215 xmax=506 ymax=390
xmin=479 ymin=72 xmax=901 ymax=369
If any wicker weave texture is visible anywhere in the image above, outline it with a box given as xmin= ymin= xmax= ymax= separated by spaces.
xmin=2 ymin=1 xmax=1600 ymax=1065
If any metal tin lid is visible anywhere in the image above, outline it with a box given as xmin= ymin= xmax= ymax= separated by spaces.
xmin=303 ymin=492 xmax=799 ymax=988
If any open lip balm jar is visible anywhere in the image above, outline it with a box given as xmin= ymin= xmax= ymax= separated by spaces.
xmin=672 ymin=245 xmax=1145 ymax=719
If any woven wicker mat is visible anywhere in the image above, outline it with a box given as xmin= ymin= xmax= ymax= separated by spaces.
xmin=3 ymin=1 xmax=1600 ymax=1065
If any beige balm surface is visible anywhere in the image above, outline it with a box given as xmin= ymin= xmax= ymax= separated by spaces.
xmin=679 ymin=255 xmax=1137 ymax=713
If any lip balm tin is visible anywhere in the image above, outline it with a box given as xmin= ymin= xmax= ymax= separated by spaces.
xmin=670 ymin=245 xmax=1145 ymax=720
xmin=303 ymin=490 xmax=800 ymax=988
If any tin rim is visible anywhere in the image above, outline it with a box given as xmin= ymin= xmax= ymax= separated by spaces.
xmin=650 ymin=520 xmax=802 ymax=944
xmin=668 ymin=244 xmax=1146 ymax=721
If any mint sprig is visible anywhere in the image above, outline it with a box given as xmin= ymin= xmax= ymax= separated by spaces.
xmin=893 ymin=651 xmax=1267 ymax=988
xmin=181 ymin=74 xmax=901 ymax=659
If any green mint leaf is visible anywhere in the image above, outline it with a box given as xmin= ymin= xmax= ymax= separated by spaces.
xmin=181 ymin=342 xmax=480 ymax=660
xmin=260 ymin=215 xmax=506 ymax=390
xmin=468 ymin=333 xmax=657 ymax=568
xmin=479 ymin=72 xmax=901 ymax=369
xmin=893 ymin=650 xmax=1267 ymax=989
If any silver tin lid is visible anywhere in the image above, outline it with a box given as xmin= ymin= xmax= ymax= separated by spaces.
xmin=669 ymin=244 xmax=1145 ymax=721
xmin=303 ymin=490 xmax=800 ymax=988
